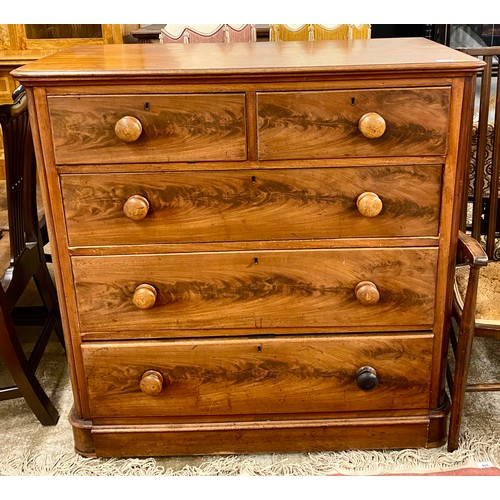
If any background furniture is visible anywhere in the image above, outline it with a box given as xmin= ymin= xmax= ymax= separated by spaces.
xmin=441 ymin=24 xmax=500 ymax=48
xmin=159 ymin=25 xmax=256 ymax=44
xmin=14 ymin=38 xmax=482 ymax=457
xmin=0 ymin=87 xmax=63 ymax=425
xmin=269 ymin=24 xmax=371 ymax=42
xmin=134 ymin=24 xmax=441 ymax=44
xmin=269 ymin=24 xmax=314 ymax=41
xmin=0 ymin=50 xmax=53 ymax=177
xmin=0 ymin=24 xmax=139 ymax=178
xmin=461 ymin=47 xmax=500 ymax=259
xmin=0 ymin=24 xmax=139 ymax=51
xmin=447 ymin=46 xmax=500 ymax=452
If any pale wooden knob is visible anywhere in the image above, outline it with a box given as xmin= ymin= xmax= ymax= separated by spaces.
xmin=356 ymin=192 xmax=383 ymax=217
xmin=132 ymin=284 xmax=157 ymax=310
xmin=355 ymin=281 xmax=380 ymax=306
xmin=115 ymin=116 xmax=143 ymax=142
xmin=358 ymin=112 xmax=386 ymax=139
xmin=139 ymin=370 xmax=164 ymax=396
xmin=123 ymin=195 xmax=150 ymax=221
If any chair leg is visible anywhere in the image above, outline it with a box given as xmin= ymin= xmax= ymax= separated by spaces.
xmin=448 ymin=307 xmax=480 ymax=450
xmin=447 ymin=261 xmax=483 ymax=452
xmin=0 ymin=307 xmax=59 ymax=425
xmin=448 ymin=329 xmax=475 ymax=450
xmin=33 ymin=262 xmax=65 ymax=349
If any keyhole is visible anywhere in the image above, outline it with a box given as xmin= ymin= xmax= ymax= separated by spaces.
xmin=254 ymin=257 xmax=259 ymax=265
xmin=144 ymin=102 xmax=150 ymax=111
xmin=351 ymin=97 xmax=357 ymax=106
xmin=251 ymin=175 xmax=256 ymax=184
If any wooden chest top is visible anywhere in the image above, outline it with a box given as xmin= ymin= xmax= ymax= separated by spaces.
xmin=11 ymin=38 xmax=482 ymax=83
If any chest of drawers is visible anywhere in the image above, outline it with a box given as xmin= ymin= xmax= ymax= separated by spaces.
xmin=13 ymin=38 xmax=482 ymax=457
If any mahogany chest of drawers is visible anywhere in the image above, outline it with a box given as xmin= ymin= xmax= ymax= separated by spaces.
xmin=13 ymin=38 xmax=482 ymax=457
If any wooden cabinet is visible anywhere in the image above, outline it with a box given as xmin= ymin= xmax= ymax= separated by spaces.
xmin=13 ymin=39 xmax=482 ymax=457
xmin=0 ymin=24 xmax=139 ymax=51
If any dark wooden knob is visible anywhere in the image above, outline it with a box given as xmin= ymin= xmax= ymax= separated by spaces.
xmin=355 ymin=281 xmax=380 ymax=306
xmin=139 ymin=370 xmax=164 ymax=396
xmin=356 ymin=192 xmax=383 ymax=217
xmin=356 ymin=366 xmax=379 ymax=391
xmin=115 ymin=116 xmax=143 ymax=142
xmin=132 ymin=284 xmax=157 ymax=310
xmin=123 ymin=195 xmax=150 ymax=221
xmin=358 ymin=112 xmax=386 ymax=139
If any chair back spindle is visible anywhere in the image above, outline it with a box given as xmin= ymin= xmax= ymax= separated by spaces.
xmin=448 ymin=47 xmax=500 ymax=451
xmin=459 ymin=48 xmax=500 ymax=260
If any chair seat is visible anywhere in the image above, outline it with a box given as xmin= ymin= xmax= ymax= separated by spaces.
xmin=0 ymin=230 xmax=9 ymax=278
xmin=455 ymin=261 xmax=500 ymax=326
xmin=0 ymin=180 xmax=9 ymax=231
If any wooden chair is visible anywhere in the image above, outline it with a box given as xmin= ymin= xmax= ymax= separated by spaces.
xmin=447 ymin=47 xmax=500 ymax=451
xmin=269 ymin=24 xmax=371 ymax=42
xmin=0 ymin=86 xmax=64 ymax=425
xmin=159 ymin=24 xmax=256 ymax=44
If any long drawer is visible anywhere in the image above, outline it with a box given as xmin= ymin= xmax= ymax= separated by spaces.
xmin=62 ymin=165 xmax=442 ymax=246
xmin=72 ymin=247 xmax=437 ymax=334
xmin=82 ymin=334 xmax=434 ymax=418
xmin=47 ymin=93 xmax=247 ymax=164
xmin=257 ymin=87 xmax=450 ymax=160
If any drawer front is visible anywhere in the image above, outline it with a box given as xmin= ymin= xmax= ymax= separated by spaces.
xmin=47 ymin=94 xmax=247 ymax=164
xmin=257 ymin=87 xmax=450 ymax=160
xmin=72 ymin=248 xmax=437 ymax=334
xmin=82 ymin=334 xmax=433 ymax=418
xmin=62 ymin=165 xmax=442 ymax=247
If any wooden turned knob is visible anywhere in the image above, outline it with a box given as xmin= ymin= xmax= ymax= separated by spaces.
xmin=139 ymin=370 xmax=164 ymax=396
xmin=356 ymin=366 xmax=379 ymax=391
xmin=132 ymin=284 xmax=157 ymax=310
xmin=123 ymin=195 xmax=150 ymax=221
xmin=358 ymin=112 xmax=386 ymax=139
xmin=115 ymin=116 xmax=143 ymax=142
xmin=356 ymin=192 xmax=383 ymax=217
xmin=355 ymin=281 xmax=380 ymax=306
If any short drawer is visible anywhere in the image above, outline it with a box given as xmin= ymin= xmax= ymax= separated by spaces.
xmin=82 ymin=334 xmax=433 ymax=418
xmin=47 ymin=93 xmax=247 ymax=164
xmin=257 ymin=87 xmax=450 ymax=160
xmin=72 ymin=247 xmax=437 ymax=335
xmin=62 ymin=165 xmax=442 ymax=246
